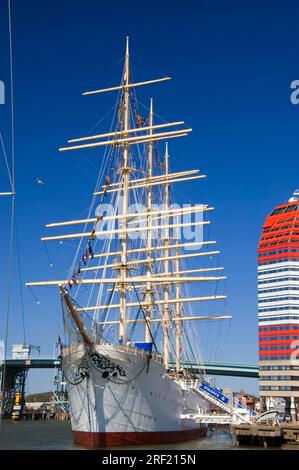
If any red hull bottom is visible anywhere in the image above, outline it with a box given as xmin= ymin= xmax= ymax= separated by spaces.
xmin=74 ymin=427 xmax=207 ymax=448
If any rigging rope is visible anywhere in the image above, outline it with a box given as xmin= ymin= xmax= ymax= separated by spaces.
xmin=27 ymin=285 xmax=40 ymax=305
xmin=2 ymin=195 xmax=15 ymax=414
xmin=0 ymin=132 xmax=13 ymax=190
xmin=15 ymin=217 xmax=26 ymax=342
xmin=1 ymin=0 xmax=16 ymax=418
xmin=8 ymin=0 xmax=14 ymax=190
xmin=67 ymin=80 xmax=123 ymax=298
xmin=43 ymin=241 xmax=54 ymax=268
xmin=127 ymin=269 xmax=159 ymax=353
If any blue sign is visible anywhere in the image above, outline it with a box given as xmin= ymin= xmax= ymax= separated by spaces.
xmin=199 ymin=382 xmax=229 ymax=404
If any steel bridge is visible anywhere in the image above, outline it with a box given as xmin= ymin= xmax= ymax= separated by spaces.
xmin=180 ymin=362 xmax=259 ymax=378
xmin=1 ymin=358 xmax=259 ymax=377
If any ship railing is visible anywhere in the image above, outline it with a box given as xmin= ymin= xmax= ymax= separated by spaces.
xmin=118 ymin=344 xmax=163 ymax=365
xmin=178 ymin=378 xmax=199 ymax=390
xmin=181 ymin=413 xmax=234 ymax=424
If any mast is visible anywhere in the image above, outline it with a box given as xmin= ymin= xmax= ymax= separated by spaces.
xmin=163 ymin=143 xmax=170 ymax=369
xmin=119 ymin=36 xmax=130 ymax=344
xmin=175 ymin=210 xmax=182 ymax=374
xmin=145 ymin=98 xmax=153 ymax=343
xmin=25 ymin=38 xmax=232 ymax=365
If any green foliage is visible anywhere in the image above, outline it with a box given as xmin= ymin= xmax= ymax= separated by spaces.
xmin=26 ymin=392 xmax=51 ymax=402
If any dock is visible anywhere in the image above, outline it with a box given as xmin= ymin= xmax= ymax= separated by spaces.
xmin=231 ymin=422 xmax=299 ymax=447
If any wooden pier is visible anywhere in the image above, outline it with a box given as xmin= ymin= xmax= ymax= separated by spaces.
xmin=231 ymin=422 xmax=299 ymax=447
xmin=11 ymin=409 xmax=70 ymax=421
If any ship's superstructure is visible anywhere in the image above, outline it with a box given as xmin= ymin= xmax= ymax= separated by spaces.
xmin=26 ymin=38 xmax=230 ymax=447
xmin=258 ymin=191 xmax=299 ymax=417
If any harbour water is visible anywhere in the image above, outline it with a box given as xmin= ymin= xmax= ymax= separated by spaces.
xmin=0 ymin=421 xmax=235 ymax=450
xmin=0 ymin=420 xmax=296 ymax=450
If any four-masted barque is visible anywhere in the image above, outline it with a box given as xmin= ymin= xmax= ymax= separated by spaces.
xmin=27 ymin=38 xmax=231 ymax=447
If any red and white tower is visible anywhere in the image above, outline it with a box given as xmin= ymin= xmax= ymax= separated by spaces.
xmin=258 ymin=191 xmax=299 ymax=417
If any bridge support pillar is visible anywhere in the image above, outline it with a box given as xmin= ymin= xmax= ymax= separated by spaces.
xmin=0 ymin=366 xmax=28 ymax=417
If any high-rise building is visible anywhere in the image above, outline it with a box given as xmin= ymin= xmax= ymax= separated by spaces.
xmin=258 ymin=191 xmax=299 ymax=418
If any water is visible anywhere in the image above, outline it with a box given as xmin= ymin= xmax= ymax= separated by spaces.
xmin=0 ymin=421 xmax=234 ymax=450
xmin=0 ymin=421 xmax=296 ymax=450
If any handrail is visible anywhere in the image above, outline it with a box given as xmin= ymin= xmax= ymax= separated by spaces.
xmin=118 ymin=344 xmax=163 ymax=365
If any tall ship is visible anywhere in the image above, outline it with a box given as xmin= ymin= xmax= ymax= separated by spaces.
xmin=27 ymin=38 xmax=230 ymax=447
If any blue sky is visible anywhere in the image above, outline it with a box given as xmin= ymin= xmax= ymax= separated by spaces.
xmin=1 ymin=0 xmax=299 ymax=394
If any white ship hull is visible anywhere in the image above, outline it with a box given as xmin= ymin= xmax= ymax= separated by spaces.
xmin=63 ymin=343 xmax=208 ymax=447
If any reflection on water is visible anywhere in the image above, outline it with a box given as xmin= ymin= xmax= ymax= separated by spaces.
xmin=0 ymin=420 xmax=296 ymax=450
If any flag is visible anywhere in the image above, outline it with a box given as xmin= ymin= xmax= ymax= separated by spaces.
xmin=89 ymin=245 xmax=94 ymax=258
xmin=136 ymin=114 xmax=144 ymax=127
xmin=89 ymin=229 xmax=96 ymax=241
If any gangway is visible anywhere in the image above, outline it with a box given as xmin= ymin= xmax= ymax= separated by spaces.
xmin=180 ymin=381 xmax=252 ymax=424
